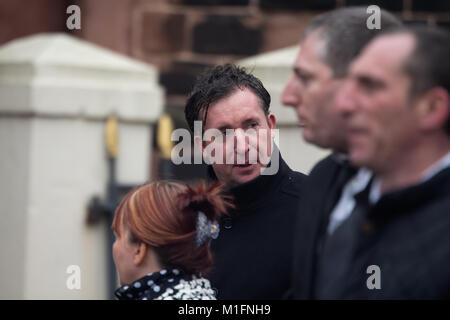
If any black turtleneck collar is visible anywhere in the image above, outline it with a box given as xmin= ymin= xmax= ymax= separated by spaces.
xmin=208 ymin=146 xmax=290 ymax=210
xmin=369 ymin=166 xmax=450 ymax=225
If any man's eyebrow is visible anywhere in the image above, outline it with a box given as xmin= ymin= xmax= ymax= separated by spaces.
xmin=214 ymin=117 xmax=259 ymax=132
xmin=216 ymin=124 xmax=232 ymax=132
xmin=355 ymin=74 xmax=385 ymax=88
xmin=293 ymin=66 xmax=313 ymax=78
xmin=242 ymin=117 xmax=259 ymax=125
xmin=293 ymin=66 xmax=301 ymax=75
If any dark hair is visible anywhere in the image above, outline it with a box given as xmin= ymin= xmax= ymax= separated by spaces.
xmin=383 ymin=25 xmax=450 ymax=135
xmin=112 ymin=181 xmax=233 ymax=275
xmin=302 ymin=6 xmax=402 ymax=77
xmin=184 ymin=63 xmax=271 ymax=132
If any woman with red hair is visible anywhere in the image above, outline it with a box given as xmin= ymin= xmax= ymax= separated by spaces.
xmin=112 ymin=181 xmax=231 ymax=300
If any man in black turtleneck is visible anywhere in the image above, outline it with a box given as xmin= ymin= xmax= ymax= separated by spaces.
xmin=184 ymin=64 xmax=306 ymax=299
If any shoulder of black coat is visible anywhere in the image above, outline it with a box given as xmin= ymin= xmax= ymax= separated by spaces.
xmin=280 ymin=169 xmax=307 ymax=198
xmin=307 ymin=154 xmax=344 ymax=183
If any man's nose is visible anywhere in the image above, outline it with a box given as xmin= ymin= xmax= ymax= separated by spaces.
xmin=281 ymin=75 xmax=302 ymax=108
xmin=234 ymin=129 xmax=249 ymax=154
xmin=335 ymin=80 xmax=357 ymax=116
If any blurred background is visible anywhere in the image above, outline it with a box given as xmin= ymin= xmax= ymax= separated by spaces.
xmin=0 ymin=0 xmax=449 ymax=299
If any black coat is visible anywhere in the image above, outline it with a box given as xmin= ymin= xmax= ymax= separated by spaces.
xmin=208 ymin=153 xmax=306 ymax=300
xmin=293 ymin=155 xmax=450 ymax=299
xmin=337 ymin=166 xmax=450 ymax=299
xmin=291 ymin=154 xmax=357 ymax=299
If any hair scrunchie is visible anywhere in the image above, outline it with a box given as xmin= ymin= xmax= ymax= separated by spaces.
xmin=195 ymin=211 xmax=220 ymax=247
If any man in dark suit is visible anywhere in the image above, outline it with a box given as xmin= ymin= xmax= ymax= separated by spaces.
xmin=331 ymin=25 xmax=450 ymax=299
xmin=281 ymin=7 xmax=401 ymax=299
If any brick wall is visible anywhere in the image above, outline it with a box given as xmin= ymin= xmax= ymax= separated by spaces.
xmin=0 ymin=0 xmax=67 ymax=44
xmin=2 ymin=0 xmax=450 ymax=111
xmin=126 ymin=0 xmax=450 ymax=127
xmin=132 ymin=0 xmax=316 ymax=100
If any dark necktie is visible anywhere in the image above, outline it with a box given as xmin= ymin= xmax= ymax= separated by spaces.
xmin=313 ymin=179 xmax=372 ymax=299
xmin=322 ymin=160 xmax=359 ymax=220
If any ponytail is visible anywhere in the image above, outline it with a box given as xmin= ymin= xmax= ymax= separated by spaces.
xmin=113 ymin=180 xmax=233 ymax=275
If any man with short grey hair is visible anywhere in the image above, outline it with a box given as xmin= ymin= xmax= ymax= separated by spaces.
xmin=334 ymin=25 xmax=450 ymax=299
xmin=281 ymin=7 xmax=401 ymax=299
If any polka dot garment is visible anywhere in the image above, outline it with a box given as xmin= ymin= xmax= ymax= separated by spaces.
xmin=114 ymin=268 xmax=217 ymax=300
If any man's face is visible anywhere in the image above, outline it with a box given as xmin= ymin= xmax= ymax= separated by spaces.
xmin=335 ymin=34 xmax=418 ymax=173
xmin=200 ymin=88 xmax=276 ymax=187
xmin=282 ymin=32 xmax=347 ymax=151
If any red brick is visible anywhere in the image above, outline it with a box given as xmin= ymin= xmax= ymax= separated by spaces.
xmin=141 ymin=10 xmax=186 ymax=54
xmin=0 ymin=0 xmax=66 ymax=46
xmin=260 ymin=13 xmax=315 ymax=53
xmin=192 ymin=14 xmax=262 ymax=55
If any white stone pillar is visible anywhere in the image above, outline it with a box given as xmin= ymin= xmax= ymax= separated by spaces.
xmin=238 ymin=46 xmax=330 ymax=174
xmin=0 ymin=33 xmax=163 ymax=299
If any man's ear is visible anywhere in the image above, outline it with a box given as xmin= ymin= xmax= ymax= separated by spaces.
xmin=267 ymin=114 xmax=277 ymax=130
xmin=416 ymin=87 xmax=450 ymax=132
xmin=194 ymin=134 xmax=209 ymax=164
xmin=267 ymin=114 xmax=277 ymax=140
xmin=133 ymin=242 xmax=147 ymax=266
xmin=194 ymin=134 xmax=203 ymax=153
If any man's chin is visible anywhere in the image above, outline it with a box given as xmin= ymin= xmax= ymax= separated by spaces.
xmin=301 ymin=128 xmax=315 ymax=144
xmin=349 ymin=148 xmax=371 ymax=168
xmin=232 ymin=164 xmax=261 ymax=185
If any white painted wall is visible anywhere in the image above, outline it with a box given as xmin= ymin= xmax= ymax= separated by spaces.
xmin=0 ymin=34 xmax=163 ymax=299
